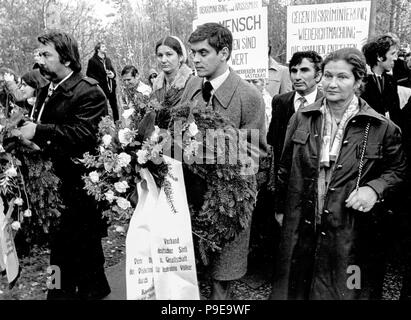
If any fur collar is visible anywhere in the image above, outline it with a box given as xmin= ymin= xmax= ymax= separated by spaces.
xmin=152 ymin=64 xmax=192 ymax=92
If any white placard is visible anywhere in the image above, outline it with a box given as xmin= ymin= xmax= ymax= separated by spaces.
xmin=194 ymin=0 xmax=268 ymax=80
xmin=287 ymin=1 xmax=371 ymax=62
xmin=196 ymin=0 xmax=262 ymax=16
xmin=126 ymin=157 xmax=199 ymax=300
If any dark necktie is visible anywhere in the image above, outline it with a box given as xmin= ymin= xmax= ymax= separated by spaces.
xmin=375 ymin=74 xmax=384 ymax=93
xmin=202 ymin=81 xmax=213 ymax=104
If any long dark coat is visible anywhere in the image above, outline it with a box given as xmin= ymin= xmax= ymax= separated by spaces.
xmin=86 ymin=54 xmax=117 ymax=97
xmin=32 ymin=72 xmax=110 ymax=299
xmin=271 ymin=97 xmax=406 ymax=300
xmin=86 ymin=54 xmax=119 ymax=120
xmin=361 ymin=73 xmax=402 ymax=129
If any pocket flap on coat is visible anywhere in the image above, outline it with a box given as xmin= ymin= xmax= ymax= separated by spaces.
xmin=356 ymin=143 xmax=382 ymax=159
xmin=292 ymin=130 xmax=310 ymax=144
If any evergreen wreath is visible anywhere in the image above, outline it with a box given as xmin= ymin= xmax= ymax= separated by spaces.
xmin=165 ymin=100 xmax=258 ymax=265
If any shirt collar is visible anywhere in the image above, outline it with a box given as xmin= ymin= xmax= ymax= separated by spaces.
xmin=50 ymin=71 xmax=74 ymax=91
xmin=205 ymin=68 xmax=230 ymax=93
xmin=294 ymin=87 xmax=318 ymax=106
xmin=268 ymin=57 xmax=281 ymax=71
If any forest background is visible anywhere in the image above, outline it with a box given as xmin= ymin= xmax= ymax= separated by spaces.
xmin=0 ymin=0 xmax=410 ymax=79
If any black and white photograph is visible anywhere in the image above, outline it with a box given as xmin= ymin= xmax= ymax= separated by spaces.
xmin=1 ymin=0 xmax=411 ymax=305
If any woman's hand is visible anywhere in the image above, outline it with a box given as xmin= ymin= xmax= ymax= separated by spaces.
xmin=345 ymin=186 xmax=378 ymax=212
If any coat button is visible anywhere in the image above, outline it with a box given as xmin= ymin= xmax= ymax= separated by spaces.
xmin=337 ymin=164 xmax=343 ymax=169
xmin=343 ymin=140 xmax=349 ymax=145
xmin=351 ymin=120 xmax=356 ymax=123
xmin=47 ymin=140 xmax=51 ymax=145
xmin=324 ymin=209 xmax=330 ymax=214
xmin=321 ymin=232 xmax=326 ymax=236
xmin=314 ymin=134 xmax=319 ymax=138
xmin=329 ymin=188 xmax=336 ymax=192
xmin=304 ymin=219 xmax=311 ymax=225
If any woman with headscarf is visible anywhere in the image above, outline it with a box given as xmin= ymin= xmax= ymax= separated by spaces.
xmin=270 ymin=47 xmax=407 ymax=300
xmin=151 ymin=36 xmax=192 ymax=108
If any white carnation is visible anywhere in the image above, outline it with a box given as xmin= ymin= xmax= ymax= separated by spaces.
xmin=11 ymin=221 xmax=21 ymax=231
xmin=5 ymin=166 xmax=18 ymax=178
xmin=89 ymin=171 xmax=100 ymax=183
xmin=136 ymin=149 xmax=149 ymax=164
xmin=102 ymin=134 xmax=112 ymax=147
xmin=104 ymin=190 xmax=116 ymax=203
xmin=122 ymin=108 xmax=135 ymax=120
xmin=118 ymin=128 xmax=133 ymax=146
xmin=23 ymin=209 xmax=32 ymax=218
xmin=14 ymin=198 xmax=23 ymax=206
xmin=114 ymin=181 xmax=129 ymax=193
xmin=117 ymin=152 xmax=131 ymax=168
xmin=116 ymin=197 xmax=131 ymax=210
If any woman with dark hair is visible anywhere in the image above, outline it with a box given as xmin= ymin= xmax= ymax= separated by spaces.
xmin=270 ymin=47 xmax=406 ymax=300
xmin=20 ymin=70 xmax=49 ymax=115
xmin=151 ymin=36 xmax=192 ymax=107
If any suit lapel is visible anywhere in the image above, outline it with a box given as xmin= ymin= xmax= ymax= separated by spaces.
xmin=287 ymin=91 xmax=296 ymax=115
xmin=213 ymin=70 xmax=241 ymax=109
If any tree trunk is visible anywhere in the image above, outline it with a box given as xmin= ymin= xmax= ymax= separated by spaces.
xmin=389 ymin=0 xmax=396 ymax=33
xmin=369 ymin=0 xmax=377 ymax=39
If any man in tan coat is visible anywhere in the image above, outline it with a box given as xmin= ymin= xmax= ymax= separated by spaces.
xmin=180 ymin=22 xmax=267 ymax=300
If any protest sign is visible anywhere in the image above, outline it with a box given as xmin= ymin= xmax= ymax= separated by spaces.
xmin=126 ymin=157 xmax=199 ymax=300
xmin=194 ymin=0 xmax=268 ymax=80
xmin=287 ymin=1 xmax=371 ymax=61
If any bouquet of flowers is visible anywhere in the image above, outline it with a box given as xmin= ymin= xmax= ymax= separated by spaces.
xmin=0 ymin=105 xmax=63 ymax=245
xmin=79 ymin=97 xmax=171 ymax=224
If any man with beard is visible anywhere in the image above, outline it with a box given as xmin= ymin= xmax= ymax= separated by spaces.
xmin=18 ymin=31 xmax=110 ymax=300
xmin=87 ymin=42 xmax=119 ymax=121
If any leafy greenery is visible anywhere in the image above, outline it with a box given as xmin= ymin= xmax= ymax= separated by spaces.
xmin=166 ymin=101 xmax=258 ymax=265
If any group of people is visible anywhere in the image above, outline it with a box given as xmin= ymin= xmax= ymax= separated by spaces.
xmin=1 ymin=22 xmax=411 ymax=301
xmin=265 ymin=33 xmax=411 ymax=300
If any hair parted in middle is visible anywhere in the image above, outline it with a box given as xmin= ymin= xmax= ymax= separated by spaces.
xmin=121 ymin=65 xmax=139 ymax=77
xmin=155 ymin=36 xmax=187 ymax=63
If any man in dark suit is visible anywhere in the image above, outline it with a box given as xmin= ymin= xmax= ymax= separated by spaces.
xmin=267 ymin=51 xmax=323 ymax=207
xmin=19 ymin=32 xmax=110 ymax=300
xmin=361 ymin=34 xmax=401 ymax=128
xmin=86 ymin=42 xmax=119 ymax=121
